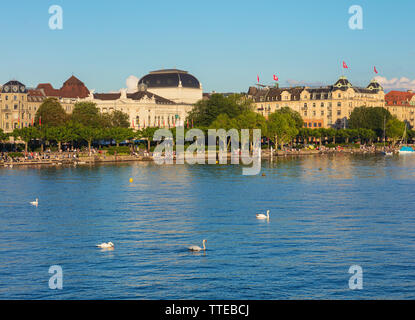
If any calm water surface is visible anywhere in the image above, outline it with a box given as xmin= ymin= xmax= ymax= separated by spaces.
xmin=1 ymin=154 xmax=415 ymax=299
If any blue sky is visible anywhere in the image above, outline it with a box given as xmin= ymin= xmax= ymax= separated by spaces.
xmin=0 ymin=0 xmax=414 ymax=93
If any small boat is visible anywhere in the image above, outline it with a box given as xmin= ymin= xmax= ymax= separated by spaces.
xmin=384 ymin=151 xmax=393 ymax=156
xmin=398 ymin=146 xmax=415 ymax=154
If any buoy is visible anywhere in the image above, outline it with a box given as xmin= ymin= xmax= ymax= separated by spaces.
xmin=262 ymin=173 xmax=266 ymax=176
xmin=129 ymin=178 xmax=133 ymax=183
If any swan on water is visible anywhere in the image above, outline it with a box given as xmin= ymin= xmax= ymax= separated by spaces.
xmin=188 ymin=240 xmax=207 ymax=252
xmin=97 ymin=242 xmax=114 ymax=249
xmin=256 ymin=210 xmax=270 ymax=220
xmin=30 ymin=198 xmax=38 ymax=207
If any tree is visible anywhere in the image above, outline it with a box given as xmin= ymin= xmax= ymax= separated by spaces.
xmin=76 ymin=125 xmax=100 ymax=153
xmin=46 ymin=126 xmax=78 ymax=152
xmin=386 ymin=117 xmax=406 ymax=145
xmin=71 ymin=102 xmax=101 ymax=128
xmin=35 ymin=98 xmax=67 ymax=127
xmin=187 ymin=94 xmax=253 ymax=127
xmin=12 ymin=127 xmax=39 ymax=153
xmin=0 ymin=129 xmax=9 ymax=150
xmin=349 ymin=106 xmax=392 ymax=137
xmin=266 ymin=112 xmax=298 ymax=149
xmin=275 ymin=107 xmax=304 ymax=128
xmin=110 ymin=110 xmax=130 ymax=128
xmin=108 ymin=127 xmax=135 ymax=147
xmin=138 ymin=127 xmax=160 ymax=152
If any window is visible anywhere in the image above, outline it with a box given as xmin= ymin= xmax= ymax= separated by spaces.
xmin=318 ymin=123 xmax=322 ymax=127
xmin=321 ymin=110 xmax=324 ymax=116
xmin=14 ymin=96 xmax=17 ymax=100
xmin=321 ymin=102 xmax=324 ymax=107
xmin=304 ymin=103 xmax=307 ymax=109
xmin=337 ymin=102 xmax=341 ymax=107
xmin=14 ymin=104 xmax=18 ymax=110
xmin=337 ymin=110 xmax=341 ymax=116
xmin=313 ymin=103 xmax=316 ymax=108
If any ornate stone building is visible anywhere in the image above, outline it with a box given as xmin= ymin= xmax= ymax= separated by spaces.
xmin=88 ymin=69 xmax=202 ymax=128
xmin=248 ymin=76 xmax=385 ymax=128
xmin=0 ymin=81 xmax=46 ymax=133
xmin=0 ymin=69 xmax=202 ymax=132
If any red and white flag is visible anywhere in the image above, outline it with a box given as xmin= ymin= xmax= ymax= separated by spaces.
xmin=39 ymin=116 xmax=42 ymax=127
xmin=374 ymin=66 xmax=378 ymax=74
xmin=273 ymin=74 xmax=279 ymax=81
xmin=343 ymin=61 xmax=348 ymax=69
xmin=257 ymin=75 xmax=260 ymax=83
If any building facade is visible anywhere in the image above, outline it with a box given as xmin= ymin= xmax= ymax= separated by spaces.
xmin=89 ymin=69 xmax=202 ymax=128
xmin=385 ymin=90 xmax=415 ymax=128
xmin=248 ymin=76 xmax=385 ymax=128
xmin=0 ymin=81 xmax=47 ymax=133
xmin=0 ymin=69 xmax=202 ymax=132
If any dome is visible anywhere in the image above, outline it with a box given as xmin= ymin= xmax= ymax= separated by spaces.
xmin=333 ymin=76 xmax=352 ymax=90
xmin=367 ymin=78 xmax=383 ymax=91
xmin=138 ymin=69 xmax=200 ymax=89
xmin=2 ymin=80 xmax=27 ymax=93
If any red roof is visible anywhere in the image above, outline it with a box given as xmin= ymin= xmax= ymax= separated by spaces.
xmin=36 ymin=75 xmax=90 ymax=99
xmin=385 ymin=90 xmax=415 ymax=106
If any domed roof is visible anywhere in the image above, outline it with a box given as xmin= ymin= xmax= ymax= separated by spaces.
xmin=138 ymin=69 xmax=200 ymax=89
xmin=367 ymin=78 xmax=383 ymax=91
xmin=2 ymin=80 xmax=27 ymax=93
xmin=333 ymin=76 xmax=352 ymax=90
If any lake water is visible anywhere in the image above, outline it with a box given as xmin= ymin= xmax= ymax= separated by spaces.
xmin=1 ymin=154 xmax=415 ymax=299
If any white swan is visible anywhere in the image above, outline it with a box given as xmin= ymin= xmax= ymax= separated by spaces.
xmin=256 ymin=210 xmax=270 ymax=220
xmin=30 ymin=198 xmax=38 ymax=207
xmin=97 ymin=242 xmax=114 ymax=249
xmin=188 ymin=240 xmax=207 ymax=252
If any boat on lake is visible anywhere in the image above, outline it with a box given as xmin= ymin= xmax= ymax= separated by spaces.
xmin=398 ymin=146 xmax=415 ymax=154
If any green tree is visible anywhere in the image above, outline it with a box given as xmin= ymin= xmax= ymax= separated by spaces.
xmin=108 ymin=127 xmax=135 ymax=147
xmin=187 ymin=94 xmax=253 ymax=127
xmin=266 ymin=112 xmax=298 ymax=150
xmin=76 ymin=125 xmax=100 ymax=153
xmin=386 ymin=117 xmax=406 ymax=145
xmin=0 ymin=129 xmax=9 ymax=150
xmin=349 ymin=106 xmax=392 ymax=137
xmin=275 ymin=107 xmax=304 ymax=128
xmin=71 ymin=102 xmax=101 ymax=128
xmin=35 ymin=98 xmax=67 ymax=127
xmin=12 ymin=127 xmax=40 ymax=153
xmin=138 ymin=127 xmax=160 ymax=152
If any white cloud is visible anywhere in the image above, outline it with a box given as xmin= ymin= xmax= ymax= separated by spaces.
xmin=126 ymin=75 xmax=139 ymax=93
xmin=374 ymin=76 xmax=415 ymax=91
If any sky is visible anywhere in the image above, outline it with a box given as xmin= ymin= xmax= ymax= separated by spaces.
xmin=0 ymin=0 xmax=414 ymax=93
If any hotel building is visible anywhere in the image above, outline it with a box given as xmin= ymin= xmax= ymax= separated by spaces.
xmin=248 ymin=76 xmax=385 ymax=128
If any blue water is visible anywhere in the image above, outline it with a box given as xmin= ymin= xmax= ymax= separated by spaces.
xmin=1 ymin=154 xmax=415 ymax=299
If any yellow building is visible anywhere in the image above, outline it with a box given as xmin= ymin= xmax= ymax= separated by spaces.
xmin=248 ymin=76 xmax=385 ymax=128
xmin=0 ymin=81 xmax=46 ymax=133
